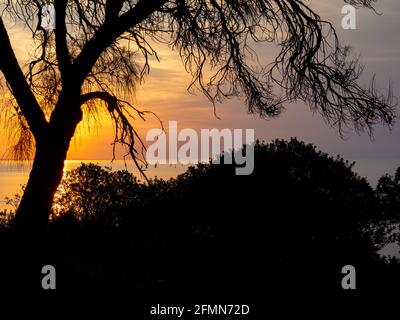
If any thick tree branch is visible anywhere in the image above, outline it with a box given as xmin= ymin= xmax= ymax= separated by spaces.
xmin=0 ymin=17 xmax=47 ymax=139
xmin=54 ymin=0 xmax=71 ymax=80
xmin=105 ymin=0 xmax=125 ymax=22
xmin=80 ymin=91 xmax=118 ymax=107
xmin=74 ymin=0 xmax=168 ymax=84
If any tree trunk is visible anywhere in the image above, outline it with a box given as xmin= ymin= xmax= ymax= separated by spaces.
xmin=15 ymin=144 xmax=67 ymax=233
xmin=15 ymin=99 xmax=82 ymax=233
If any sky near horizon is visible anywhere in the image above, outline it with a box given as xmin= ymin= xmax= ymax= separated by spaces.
xmin=1 ymin=1 xmax=400 ymax=162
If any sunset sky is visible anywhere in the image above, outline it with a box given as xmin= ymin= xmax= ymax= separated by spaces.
xmin=1 ymin=1 xmax=400 ymax=162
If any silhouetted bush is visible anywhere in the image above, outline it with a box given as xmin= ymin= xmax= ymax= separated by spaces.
xmin=2 ymin=139 xmax=400 ymax=304
xmin=376 ymin=167 xmax=400 ymax=220
xmin=371 ymin=168 xmax=400 ymax=253
xmin=53 ymin=163 xmax=143 ymax=223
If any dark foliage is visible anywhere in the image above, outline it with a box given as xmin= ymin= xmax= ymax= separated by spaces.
xmin=376 ymin=167 xmax=400 ymax=220
xmin=1 ymin=139 xmax=399 ymax=311
xmin=370 ymin=169 xmax=400 ymax=252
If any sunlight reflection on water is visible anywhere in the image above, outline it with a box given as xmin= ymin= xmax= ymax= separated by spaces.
xmin=0 ymin=160 xmax=188 ymax=211
xmin=0 ymin=158 xmax=399 ymax=211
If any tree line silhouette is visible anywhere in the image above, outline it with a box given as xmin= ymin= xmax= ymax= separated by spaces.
xmin=1 ymin=139 xmax=399 ymax=307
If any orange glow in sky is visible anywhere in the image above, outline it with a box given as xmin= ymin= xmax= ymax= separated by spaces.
xmin=1 ymin=2 xmax=400 ymax=162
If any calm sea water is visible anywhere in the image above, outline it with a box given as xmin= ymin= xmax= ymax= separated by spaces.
xmin=0 ymin=159 xmax=399 ymax=211
xmin=0 ymin=160 xmax=188 ymax=211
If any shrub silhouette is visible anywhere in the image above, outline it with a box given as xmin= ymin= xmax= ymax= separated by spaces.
xmin=40 ymin=139 xmax=400 ymax=302
xmin=1 ymin=139 xmax=399 ymax=305
xmin=372 ymin=168 xmax=400 ymax=254
xmin=53 ymin=163 xmax=142 ymax=222
xmin=376 ymin=167 xmax=400 ymax=221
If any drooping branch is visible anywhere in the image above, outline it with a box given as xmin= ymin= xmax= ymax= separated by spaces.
xmin=80 ymin=91 xmax=162 ymax=182
xmin=163 ymin=0 xmax=396 ymax=133
xmin=271 ymin=0 xmax=395 ymax=133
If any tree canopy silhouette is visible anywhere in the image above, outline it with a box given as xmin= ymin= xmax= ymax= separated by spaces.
xmin=1 ymin=139 xmax=400 ymax=302
xmin=0 ymin=0 xmax=396 ymax=230
xmin=27 ymin=140 xmax=400 ymax=299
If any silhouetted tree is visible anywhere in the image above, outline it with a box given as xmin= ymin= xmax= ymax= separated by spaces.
xmin=0 ymin=1 xmax=395 ymax=231
xmin=376 ymin=167 xmax=400 ymax=220
xmin=371 ymin=168 xmax=400 ymax=249
xmin=2 ymin=139 xmax=400 ymax=302
xmin=53 ymin=163 xmax=141 ymax=222
xmin=46 ymin=139 xmax=398 ymax=300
